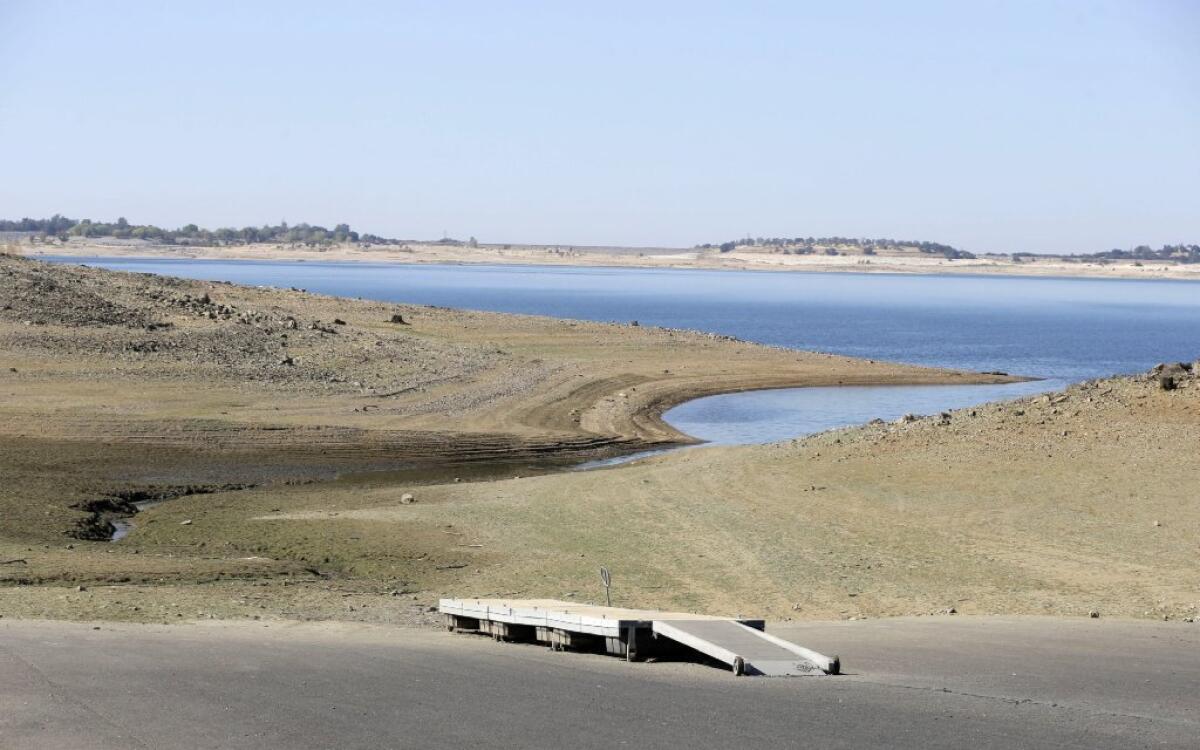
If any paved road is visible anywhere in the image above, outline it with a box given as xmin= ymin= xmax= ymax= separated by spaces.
xmin=2 ymin=616 xmax=1197 ymax=749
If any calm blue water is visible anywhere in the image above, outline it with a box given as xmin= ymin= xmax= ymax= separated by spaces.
xmin=662 ymin=382 xmax=1054 ymax=446
xmin=47 ymin=257 xmax=1200 ymax=445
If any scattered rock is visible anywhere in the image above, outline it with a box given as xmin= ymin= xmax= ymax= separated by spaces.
xmin=1151 ymin=362 xmax=1190 ymax=378
xmin=180 ymin=519 xmax=193 ymax=525
xmin=1089 ymin=610 xmax=1100 ymax=618
xmin=400 ymin=493 xmax=416 ymax=505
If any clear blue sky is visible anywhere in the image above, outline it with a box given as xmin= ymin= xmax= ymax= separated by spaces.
xmin=2 ymin=1 xmax=1197 ymax=253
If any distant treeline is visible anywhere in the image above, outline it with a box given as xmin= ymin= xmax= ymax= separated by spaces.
xmin=1082 ymin=244 xmax=1200 ymax=264
xmin=0 ymin=216 xmax=399 ymax=245
xmin=698 ymin=236 xmax=1200 ymax=264
xmin=697 ymin=236 xmax=976 ymax=260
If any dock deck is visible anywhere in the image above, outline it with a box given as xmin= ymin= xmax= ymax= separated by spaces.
xmin=439 ymin=598 xmax=838 ymax=676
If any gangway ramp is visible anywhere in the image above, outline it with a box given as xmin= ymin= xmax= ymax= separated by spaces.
xmin=651 ymin=618 xmax=838 ymax=676
xmin=439 ymin=598 xmax=839 ymax=677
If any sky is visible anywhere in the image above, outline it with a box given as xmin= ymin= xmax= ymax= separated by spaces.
xmin=1 ymin=1 xmax=1197 ymax=254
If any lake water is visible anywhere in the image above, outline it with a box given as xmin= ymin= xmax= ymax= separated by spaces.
xmin=47 ymin=257 xmax=1200 ymax=445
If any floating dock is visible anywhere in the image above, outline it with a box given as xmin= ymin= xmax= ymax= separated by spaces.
xmin=439 ymin=598 xmax=839 ymax=676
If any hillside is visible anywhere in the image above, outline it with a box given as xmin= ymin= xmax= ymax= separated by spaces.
xmin=0 ymin=254 xmax=1006 ymax=622
xmin=255 ymin=361 xmax=1200 ymax=622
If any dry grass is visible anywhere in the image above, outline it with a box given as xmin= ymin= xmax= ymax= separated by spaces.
xmin=239 ymin=372 xmax=1200 ymax=622
xmin=0 ymin=255 xmax=1015 ymax=623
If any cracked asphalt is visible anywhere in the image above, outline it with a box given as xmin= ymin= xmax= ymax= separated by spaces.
xmin=1 ymin=616 xmax=1196 ymax=749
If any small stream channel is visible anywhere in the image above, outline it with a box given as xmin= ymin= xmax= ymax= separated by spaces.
xmin=109 ymin=500 xmax=167 ymax=541
xmin=76 ymin=485 xmax=254 ymax=543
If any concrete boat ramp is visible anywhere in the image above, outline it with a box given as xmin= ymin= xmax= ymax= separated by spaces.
xmin=439 ymin=598 xmax=839 ymax=676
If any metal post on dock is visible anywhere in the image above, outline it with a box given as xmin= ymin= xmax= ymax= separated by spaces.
xmin=599 ymin=566 xmax=612 ymax=607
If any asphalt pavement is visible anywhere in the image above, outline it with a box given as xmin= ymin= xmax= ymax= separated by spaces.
xmin=2 ymin=615 xmax=1196 ymax=749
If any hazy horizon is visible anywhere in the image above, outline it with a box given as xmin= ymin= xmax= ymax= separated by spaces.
xmin=2 ymin=1 xmax=1197 ymax=254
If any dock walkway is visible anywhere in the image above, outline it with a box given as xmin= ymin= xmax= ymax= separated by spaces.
xmin=439 ymin=598 xmax=839 ymax=676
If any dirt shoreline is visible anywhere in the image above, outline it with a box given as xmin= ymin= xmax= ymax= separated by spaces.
xmin=3 ymin=254 xmax=1195 ymax=626
xmin=0 ymin=253 xmax=1022 ymax=624
xmin=23 ymin=240 xmax=1200 ymax=282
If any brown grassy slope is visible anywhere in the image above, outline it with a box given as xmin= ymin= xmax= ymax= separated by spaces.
xmin=0 ymin=253 xmax=1004 ymax=450
xmin=244 ymin=364 xmax=1200 ymax=622
xmin=0 ymin=253 xmax=1014 ymax=621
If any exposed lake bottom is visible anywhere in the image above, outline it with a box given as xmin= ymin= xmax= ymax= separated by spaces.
xmin=45 ymin=256 xmax=1198 ymax=458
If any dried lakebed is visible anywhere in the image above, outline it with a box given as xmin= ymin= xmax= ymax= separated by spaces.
xmin=100 ymin=379 xmax=1052 ymax=538
xmin=5 ymin=254 xmax=1198 ymax=624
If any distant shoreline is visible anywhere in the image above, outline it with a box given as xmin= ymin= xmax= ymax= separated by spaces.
xmin=18 ymin=240 xmax=1200 ymax=282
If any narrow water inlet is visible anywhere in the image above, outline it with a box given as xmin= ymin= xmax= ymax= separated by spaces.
xmin=108 ymin=501 xmax=161 ymax=542
xmin=67 ymin=484 xmax=257 ymax=543
xmin=109 ymin=518 xmax=135 ymax=542
xmin=94 ymin=498 xmax=178 ymax=543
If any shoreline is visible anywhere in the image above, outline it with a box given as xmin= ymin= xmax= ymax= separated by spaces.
xmin=5 ymin=254 xmax=1197 ymax=627
xmin=23 ymin=242 xmax=1200 ymax=283
xmin=1 ymin=253 xmax=1025 ymax=624
xmin=22 ymin=251 xmax=1032 ymax=456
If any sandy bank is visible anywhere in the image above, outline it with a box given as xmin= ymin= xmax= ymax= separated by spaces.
xmin=23 ymin=239 xmax=1200 ymax=282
